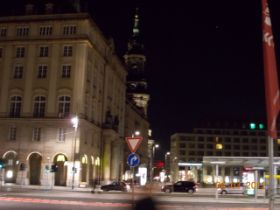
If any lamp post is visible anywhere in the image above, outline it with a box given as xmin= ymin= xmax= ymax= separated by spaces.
xmin=71 ymin=116 xmax=79 ymax=190
xmin=165 ymin=152 xmax=170 ymax=182
xmin=150 ymin=143 xmax=159 ymax=182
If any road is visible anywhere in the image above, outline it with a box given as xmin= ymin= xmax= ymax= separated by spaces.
xmin=0 ymin=188 xmax=278 ymax=210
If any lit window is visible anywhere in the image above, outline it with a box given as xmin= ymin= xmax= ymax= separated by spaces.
xmin=81 ymin=156 xmax=88 ymax=164
xmin=91 ymin=156 xmax=94 ymax=165
xmin=56 ymin=154 xmax=66 ymax=162
xmin=95 ymin=157 xmax=100 ymax=166
xmin=216 ymin=143 xmax=223 ymax=150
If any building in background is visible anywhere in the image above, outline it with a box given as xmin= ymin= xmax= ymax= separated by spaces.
xmin=0 ymin=1 xmax=150 ymax=188
xmin=170 ymin=123 xmax=279 ymax=185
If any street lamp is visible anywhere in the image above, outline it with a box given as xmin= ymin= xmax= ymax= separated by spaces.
xmin=71 ymin=116 xmax=79 ymax=189
xmin=150 ymin=143 xmax=159 ymax=182
xmin=165 ymin=152 xmax=170 ymax=182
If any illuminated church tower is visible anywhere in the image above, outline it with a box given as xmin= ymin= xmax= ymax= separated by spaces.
xmin=124 ymin=8 xmax=150 ymax=116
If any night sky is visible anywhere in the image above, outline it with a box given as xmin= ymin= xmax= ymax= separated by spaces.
xmin=1 ymin=0 xmax=280 ymax=159
xmin=89 ymin=0 xmax=280 ymax=158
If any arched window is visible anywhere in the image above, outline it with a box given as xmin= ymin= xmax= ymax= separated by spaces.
xmin=33 ymin=96 xmax=46 ymax=117
xmin=10 ymin=96 xmax=22 ymax=117
xmin=58 ymin=96 xmax=71 ymax=117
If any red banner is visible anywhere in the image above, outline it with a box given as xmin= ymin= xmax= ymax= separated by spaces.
xmin=262 ymin=0 xmax=279 ymax=139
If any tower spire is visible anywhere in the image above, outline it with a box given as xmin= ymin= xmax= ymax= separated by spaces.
xmin=132 ymin=8 xmax=140 ymax=37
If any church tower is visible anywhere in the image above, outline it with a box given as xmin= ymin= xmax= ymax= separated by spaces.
xmin=124 ymin=8 xmax=150 ymax=116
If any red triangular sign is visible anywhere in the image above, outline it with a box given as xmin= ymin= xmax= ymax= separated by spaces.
xmin=125 ymin=137 xmax=143 ymax=153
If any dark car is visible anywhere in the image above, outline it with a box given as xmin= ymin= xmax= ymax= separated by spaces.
xmin=101 ymin=181 xmax=130 ymax=192
xmin=161 ymin=181 xmax=197 ymax=193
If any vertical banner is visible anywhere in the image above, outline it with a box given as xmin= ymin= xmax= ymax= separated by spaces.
xmin=262 ymin=0 xmax=279 ymax=139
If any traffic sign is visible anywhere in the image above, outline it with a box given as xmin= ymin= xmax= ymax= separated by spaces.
xmin=125 ymin=137 xmax=143 ymax=153
xmin=127 ymin=153 xmax=140 ymax=167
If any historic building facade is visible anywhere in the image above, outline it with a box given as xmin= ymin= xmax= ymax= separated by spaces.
xmin=0 ymin=2 xmax=129 ymax=187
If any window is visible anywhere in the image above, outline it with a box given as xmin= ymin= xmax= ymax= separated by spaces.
xmin=242 ymin=138 xmax=249 ymax=143
xmin=225 ymin=144 xmax=231 ymax=149
xmin=225 ymin=137 xmax=231 ymax=142
xmin=9 ymin=96 xmax=21 ymax=117
xmin=63 ymin=46 xmax=72 ymax=56
xmin=0 ymin=48 xmax=2 ymax=57
xmin=206 ymin=144 xmax=213 ymax=149
xmin=16 ymin=27 xmax=29 ymax=36
xmin=33 ymin=96 xmax=46 ymax=117
xmin=233 ymin=138 xmax=240 ymax=143
xmin=243 ymin=145 xmax=249 ymax=150
xmin=58 ymin=128 xmax=65 ymax=142
xmin=234 ymin=145 xmax=240 ymax=150
xmin=63 ymin=25 xmax=77 ymax=35
xmin=13 ymin=65 xmax=24 ymax=79
xmin=62 ymin=65 xmax=71 ymax=78
xmin=179 ymin=143 xmax=186 ymax=148
xmin=39 ymin=26 xmax=52 ymax=36
xmin=58 ymin=96 xmax=71 ymax=117
xmin=9 ymin=127 xmax=17 ymax=141
xmin=179 ymin=150 xmax=186 ymax=155
xmin=0 ymin=28 xmax=7 ymax=37
xmin=197 ymin=136 xmax=204 ymax=141
xmin=39 ymin=47 xmax=49 ymax=57
xmin=207 ymin=137 xmax=213 ymax=142
xmin=32 ymin=128 xmax=41 ymax=141
xmin=16 ymin=47 xmax=25 ymax=58
xmin=37 ymin=65 xmax=47 ymax=78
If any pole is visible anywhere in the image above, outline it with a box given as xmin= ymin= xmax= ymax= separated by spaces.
xmin=131 ymin=166 xmax=135 ymax=207
xmin=268 ymin=136 xmax=274 ymax=210
xmin=215 ymin=164 xmax=219 ymax=199
xmin=255 ymin=170 xmax=258 ymax=200
xmin=71 ymin=126 xmax=77 ymax=190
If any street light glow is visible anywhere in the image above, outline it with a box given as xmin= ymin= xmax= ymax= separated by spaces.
xmin=134 ymin=131 xmax=140 ymax=136
xmin=71 ymin=116 xmax=79 ymax=129
xmin=155 ymin=144 xmax=159 ymax=148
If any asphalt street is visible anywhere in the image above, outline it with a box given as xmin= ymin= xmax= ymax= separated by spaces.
xmin=0 ymin=187 xmax=278 ymax=210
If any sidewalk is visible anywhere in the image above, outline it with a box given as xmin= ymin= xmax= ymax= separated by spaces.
xmin=0 ymin=183 xmax=92 ymax=192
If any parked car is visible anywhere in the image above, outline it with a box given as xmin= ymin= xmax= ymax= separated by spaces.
xmin=101 ymin=181 xmax=130 ymax=192
xmin=217 ymin=184 xmax=245 ymax=195
xmin=161 ymin=181 xmax=197 ymax=193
